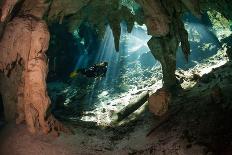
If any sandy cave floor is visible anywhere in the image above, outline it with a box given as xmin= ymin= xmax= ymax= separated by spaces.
xmin=1 ymin=51 xmax=232 ymax=155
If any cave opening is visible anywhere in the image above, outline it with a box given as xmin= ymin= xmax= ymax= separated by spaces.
xmin=176 ymin=12 xmax=229 ymax=70
xmin=46 ymin=11 xmax=231 ymax=128
xmin=47 ymin=21 xmax=163 ymax=127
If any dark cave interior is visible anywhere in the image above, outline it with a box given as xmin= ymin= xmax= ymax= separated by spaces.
xmin=0 ymin=94 xmax=4 ymax=122
xmin=0 ymin=0 xmax=232 ymax=155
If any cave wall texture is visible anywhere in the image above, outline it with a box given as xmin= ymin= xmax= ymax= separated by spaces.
xmin=0 ymin=0 xmax=54 ymax=134
xmin=0 ymin=0 xmax=231 ymax=134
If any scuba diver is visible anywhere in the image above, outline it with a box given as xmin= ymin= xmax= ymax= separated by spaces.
xmin=70 ymin=62 xmax=108 ymax=78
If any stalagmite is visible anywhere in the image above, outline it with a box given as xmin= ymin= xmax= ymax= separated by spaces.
xmin=148 ymin=36 xmax=179 ymax=90
xmin=148 ymin=88 xmax=171 ymax=116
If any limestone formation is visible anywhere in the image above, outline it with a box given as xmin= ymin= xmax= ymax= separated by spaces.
xmin=1 ymin=0 xmax=19 ymax=22
xmin=135 ymin=0 xmax=170 ymax=37
xmin=0 ymin=0 xmax=59 ymax=134
xmin=0 ymin=16 xmax=51 ymax=133
xmin=148 ymin=88 xmax=171 ymax=116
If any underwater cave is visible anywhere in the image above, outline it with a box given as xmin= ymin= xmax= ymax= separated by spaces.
xmin=47 ymin=20 xmax=161 ymax=126
xmin=0 ymin=0 xmax=232 ymax=155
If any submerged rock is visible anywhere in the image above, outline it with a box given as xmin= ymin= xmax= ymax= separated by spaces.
xmin=148 ymin=88 xmax=171 ymax=116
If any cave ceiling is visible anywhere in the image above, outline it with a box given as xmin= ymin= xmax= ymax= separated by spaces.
xmin=42 ymin=0 xmax=232 ymax=51
xmin=0 ymin=0 xmax=231 ymax=42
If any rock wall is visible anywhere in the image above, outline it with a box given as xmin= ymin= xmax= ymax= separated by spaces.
xmin=0 ymin=62 xmax=23 ymax=121
xmin=0 ymin=0 xmax=60 ymax=134
xmin=0 ymin=16 xmax=53 ymax=133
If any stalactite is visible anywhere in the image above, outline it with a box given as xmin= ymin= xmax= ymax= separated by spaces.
xmin=135 ymin=0 xmax=170 ymax=37
xmin=148 ymin=35 xmax=179 ymax=90
xmin=109 ymin=20 xmax=121 ymax=52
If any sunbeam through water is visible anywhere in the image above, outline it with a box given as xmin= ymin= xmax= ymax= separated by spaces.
xmin=68 ymin=22 xmax=162 ymax=124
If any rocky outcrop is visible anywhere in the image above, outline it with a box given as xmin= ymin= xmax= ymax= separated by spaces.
xmin=135 ymin=0 xmax=170 ymax=37
xmin=0 ymin=62 xmax=23 ymax=121
xmin=19 ymin=0 xmax=50 ymax=19
xmin=0 ymin=0 xmax=23 ymax=38
xmin=149 ymin=88 xmax=171 ymax=116
xmin=0 ymin=0 xmax=62 ymax=134
xmin=47 ymin=0 xmax=91 ymax=23
xmin=0 ymin=16 xmax=53 ymax=133
xmin=0 ymin=0 xmax=20 ymax=22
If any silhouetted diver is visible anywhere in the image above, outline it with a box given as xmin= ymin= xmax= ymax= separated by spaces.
xmin=70 ymin=62 xmax=108 ymax=78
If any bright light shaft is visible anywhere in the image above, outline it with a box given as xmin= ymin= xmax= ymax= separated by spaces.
xmin=121 ymin=23 xmax=151 ymax=53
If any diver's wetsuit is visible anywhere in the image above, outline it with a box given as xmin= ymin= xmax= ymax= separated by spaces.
xmin=78 ymin=62 xmax=108 ymax=78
